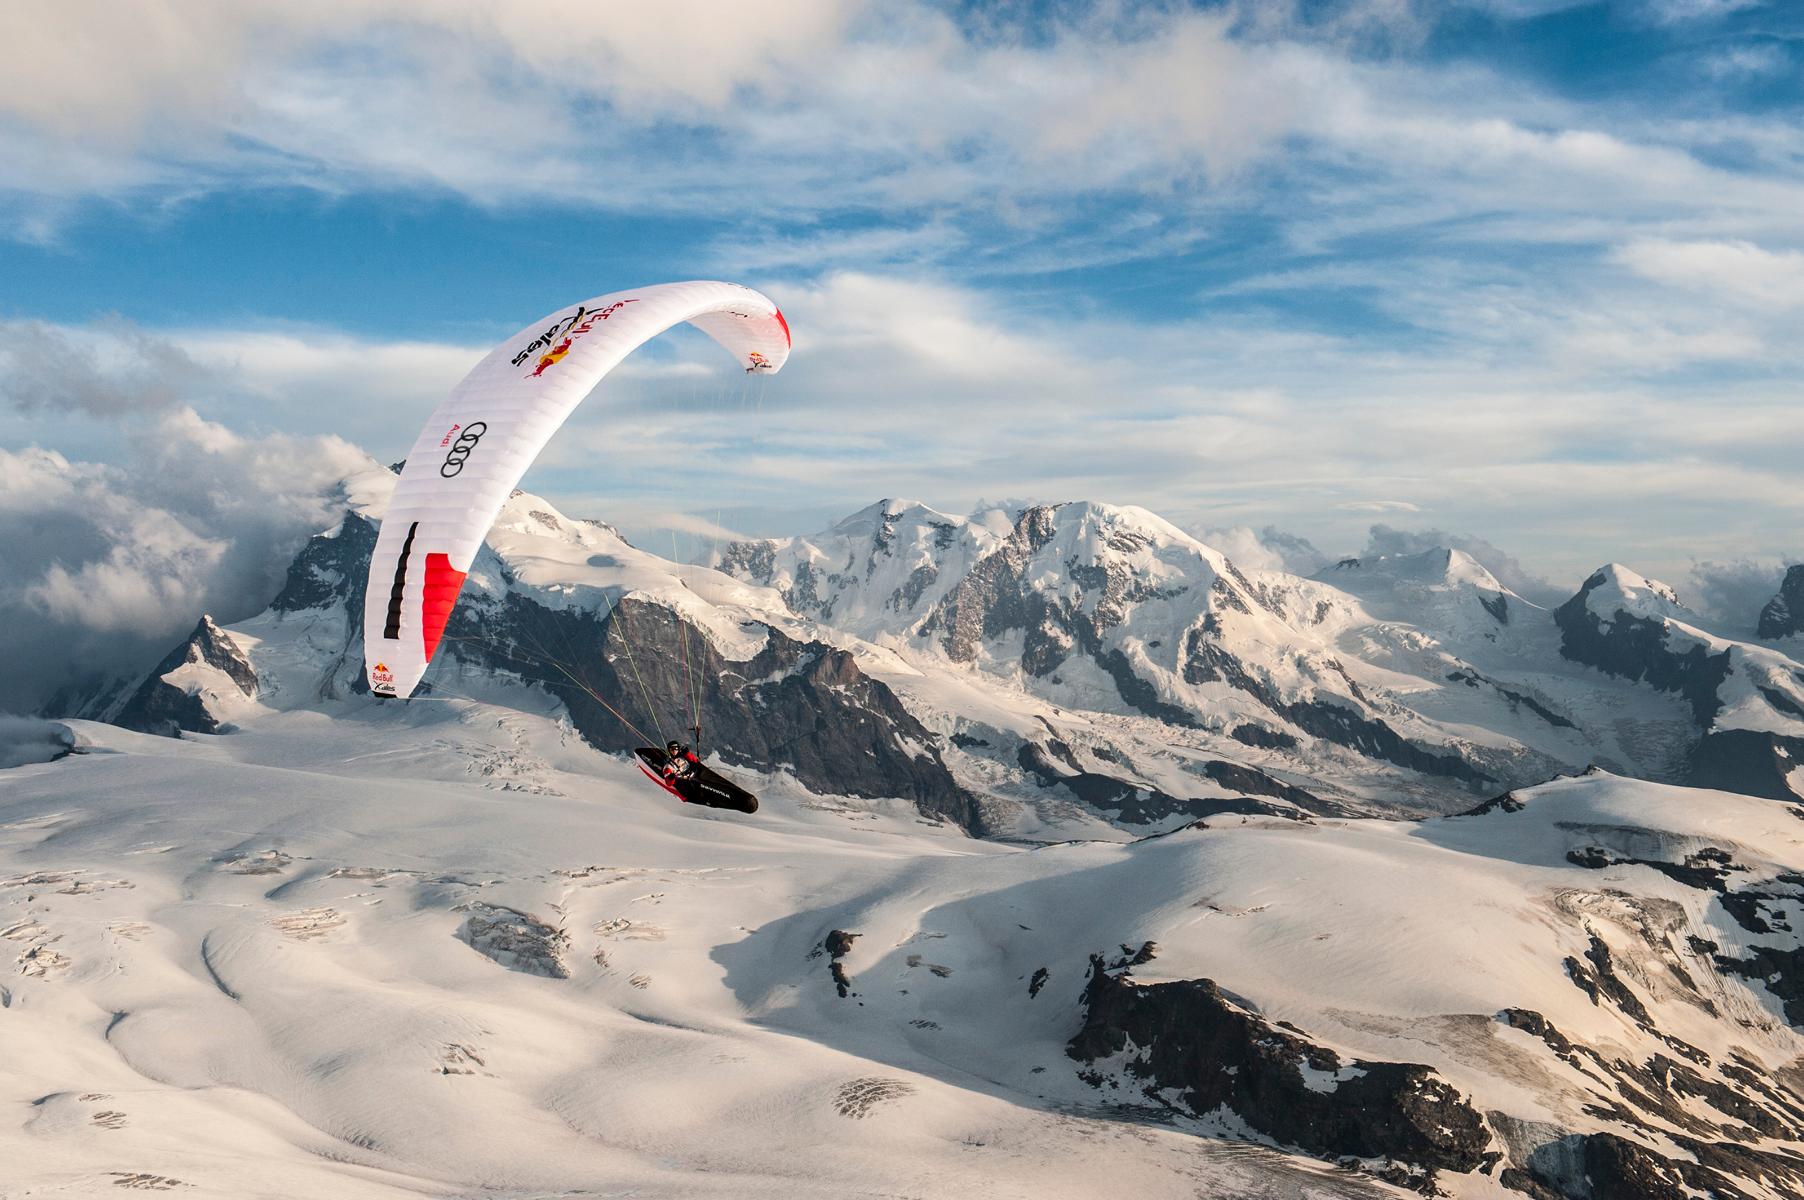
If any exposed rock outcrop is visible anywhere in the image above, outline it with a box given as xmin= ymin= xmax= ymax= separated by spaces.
xmin=1066 ymin=954 xmax=1491 ymax=1184
xmin=113 ymin=616 xmax=258 ymax=737
xmin=1553 ymin=568 xmax=1729 ymax=725
xmin=1556 ymin=565 xmax=1804 ymax=802
xmin=1687 ymin=728 xmax=1804 ymax=803
xmin=1759 ymin=565 xmax=1804 ymax=641
xmin=466 ymin=595 xmax=984 ymax=833
xmin=1014 ymin=739 xmax=1328 ymax=824
xmin=271 ymin=512 xmax=380 ymax=618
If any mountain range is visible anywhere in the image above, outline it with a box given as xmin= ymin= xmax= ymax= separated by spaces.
xmin=66 ymin=468 xmax=1804 ymax=831
xmin=11 ymin=460 xmax=1804 ymax=1199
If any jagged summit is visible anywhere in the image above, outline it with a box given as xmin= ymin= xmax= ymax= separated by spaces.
xmin=73 ymin=483 xmax=1804 ymax=842
xmin=1758 ymin=564 xmax=1804 ymax=641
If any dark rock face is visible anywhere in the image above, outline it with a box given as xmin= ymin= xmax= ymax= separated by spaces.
xmin=1229 ymin=723 xmax=1298 ymax=750
xmin=1197 ymin=759 xmax=1324 ymax=810
xmin=1514 ymin=1130 xmax=1804 ymax=1200
xmin=1688 ymin=728 xmax=1804 ymax=802
xmin=927 ymin=507 xmax=1207 ymax=706
xmin=271 ymin=513 xmax=379 ymax=618
xmin=1457 ymin=791 xmax=1526 ymax=816
xmin=117 ymin=507 xmax=982 ymax=829
xmin=1553 ymin=572 xmax=1730 ymax=726
xmin=719 ymin=538 xmax=844 ymax=624
xmin=1496 ymin=1007 xmax=1804 ymax=1198
xmin=113 ymin=616 xmax=258 ymax=737
xmin=1014 ymin=741 xmax=1328 ymax=824
xmin=1759 ymin=565 xmax=1804 ymax=640
xmin=1560 ymin=834 xmax=1804 ymax=1033
xmin=1711 ymin=868 xmax=1804 ymax=1025
xmin=720 ymin=502 xmax=962 ymax=626
xmin=810 ymin=929 xmax=859 ymax=998
xmin=930 ymin=505 xmax=1065 ymax=669
xmin=1563 ymin=935 xmax=1653 ymax=1027
xmin=1554 ymin=569 xmax=1804 ymax=803
xmin=1066 ymin=956 xmax=1490 ymax=1180
xmin=464 ymin=595 xmax=985 ymax=833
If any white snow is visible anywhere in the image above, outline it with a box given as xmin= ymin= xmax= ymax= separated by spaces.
xmin=7 ymin=693 xmax=1804 ymax=1197
xmin=3 ymin=707 xmax=1426 ymax=1199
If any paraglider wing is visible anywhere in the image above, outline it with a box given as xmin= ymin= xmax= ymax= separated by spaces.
xmin=363 ymin=281 xmax=791 ymax=700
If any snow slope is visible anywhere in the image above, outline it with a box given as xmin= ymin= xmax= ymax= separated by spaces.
xmin=4 ymin=709 xmax=1400 ymax=1199
xmin=8 ymin=695 xmax=1804 ymax=1196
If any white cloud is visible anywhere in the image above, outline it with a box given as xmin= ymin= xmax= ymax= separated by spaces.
xmin=1640 ymin=0 xmax=1763 ymax=24
xmin=1703 ymin=43 xmax=1788 ymax=77
xmin=1362 ymin=523 xmax=1563 ymax=604
xmin=0 ymin=415 xmax=370 ymax=712
xmin=1338 ymin=500 xmax=1422 ymax=513
xmin=1688 ymin=556 xmax=1800 ymax=636
xmin=1197 ymin=524 xmax=1330 ymax=575
xmin=0 ymin=716 xmax=73 ymax=765
xmin=0 ymin=1 xmax=866 ymax=137
xmin=0 ymin=318 xmax=216 ymax=416
xmin=6 ymin=0 xmax=1787 ymax=241
xmin=6 ymin=272 xmax=1803 ymax=708
xmin=1615 ymin=238 xmax=1804 ymax=310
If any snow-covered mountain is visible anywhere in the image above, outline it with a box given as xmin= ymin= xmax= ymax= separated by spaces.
xmin=720 ymin=499 xmax=1804 ymax=820
xmin=60 ymin=478 xmax=1804 ymax=835
xmin=15 ymin=465 xmax=1804 ymax=1198
xmin=1555 ymin=565 xmax=1804 ymax=802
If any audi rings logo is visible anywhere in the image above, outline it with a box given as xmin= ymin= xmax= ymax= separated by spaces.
xmin=440 ymin=422 xmax=488 ymax=477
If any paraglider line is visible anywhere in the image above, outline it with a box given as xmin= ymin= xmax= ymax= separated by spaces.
xmin=672 ymin=529 xmax=703 ymax=740
xmin=437 ymin=629 xmax=661 ymax=748
xmin=517 ymin=607 xmax=667 ymax=748
xmin=607 ymin=593 xmax=669 ymax=743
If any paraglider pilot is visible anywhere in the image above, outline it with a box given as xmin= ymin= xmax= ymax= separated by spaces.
xmin=663 ymin=740 xmax=699 ymax=780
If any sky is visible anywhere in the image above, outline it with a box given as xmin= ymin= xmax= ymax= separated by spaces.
xmin=1 ymin=0 xmax=1801 ymax=707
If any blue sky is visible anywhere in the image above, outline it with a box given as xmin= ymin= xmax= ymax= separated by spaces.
xmin=1 ymin=0 xmax=1801 ymax=702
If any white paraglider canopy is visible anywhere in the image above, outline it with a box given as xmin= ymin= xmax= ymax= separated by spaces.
xmin=363 ymin=280 xmax=791 ymax=700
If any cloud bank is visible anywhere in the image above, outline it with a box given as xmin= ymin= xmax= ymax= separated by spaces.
xmin=0 ymin=323 xmax=371 ymax=711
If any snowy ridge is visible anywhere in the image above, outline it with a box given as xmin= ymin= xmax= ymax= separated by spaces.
xmin=70 ymin=469 xmax=1804 ymax=838
xmin=7 ymin=716 xmax=1804 ymax=1197
xmin=723 ymin=500 xmax=1804 ymax=816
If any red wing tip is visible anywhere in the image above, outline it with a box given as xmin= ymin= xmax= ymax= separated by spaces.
xmin=773 ymin=308 xmax=791 ymax=347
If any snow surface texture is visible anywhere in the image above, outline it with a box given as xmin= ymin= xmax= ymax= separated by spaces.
xmin=15 ymin=470 xmax=1804 ymax=1196
xmin=7 ymin=716 xmax=1414 ymax=1198
xmin=8 ymin=716 xmax=1804 ymax=1196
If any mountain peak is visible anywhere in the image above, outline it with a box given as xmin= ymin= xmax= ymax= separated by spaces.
xmin=1317 ymin=546 xmax=1506 ymax=596
xmin=1758 ymin=564 xmax=1804 ymax=640
xmin=1574 ymin=563 xmax=1687 ymax=623
xmin=832 ymin=498 xmax=961 ymax=537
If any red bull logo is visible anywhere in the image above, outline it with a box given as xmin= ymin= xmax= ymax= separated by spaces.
xmin=371 ymin=661 xmax=395 ymax=689
xmin=747 ymin=351 xmax=771 ymax=372
xmin=530 ymin=339 xmax=572 ymax=377
xmin=516 ymin=298 xmax=638 ymax=378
